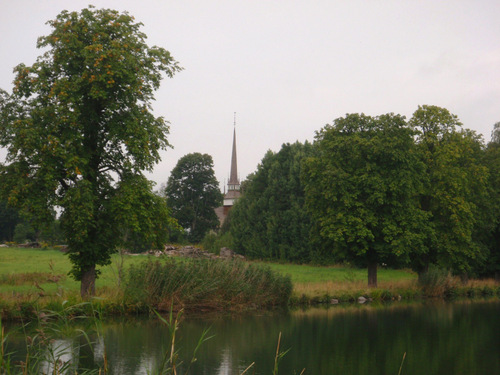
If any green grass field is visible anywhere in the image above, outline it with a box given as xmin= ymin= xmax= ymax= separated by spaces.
xmin=1 ymin=247 xmax=497 ymax=312
xmin=263 ymin=262 xmax=416 ymax=284
xmin=0 ymin=247 xmax=142 ymax=295
xmin=0 ymin=247 xmax=416 ymax=296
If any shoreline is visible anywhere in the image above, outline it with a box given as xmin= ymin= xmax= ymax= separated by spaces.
xmin=1 ymin=283 xmax=499 ymax=322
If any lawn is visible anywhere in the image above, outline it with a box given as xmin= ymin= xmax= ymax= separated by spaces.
xmin=263 ymin=262 xmax=416 ymax=284
xmin=0 ymin=247 xmax=417 ymax=298
xmin=0 ymin=247 xmax=143 ymax=295
xmin=0 ymin=247 xmax=498 ymax=316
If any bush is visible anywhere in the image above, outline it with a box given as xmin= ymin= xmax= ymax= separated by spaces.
xmin=13 ymin=223 xmax=36 ymax=243
xmin=418 ymin=265 xmax=456 ymax=297
xmin=201 ymin=231 xmax=234 ymax=255
xmin=123 ymin=258 xmax=292 ymax=311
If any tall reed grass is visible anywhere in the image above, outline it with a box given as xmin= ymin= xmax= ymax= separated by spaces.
xmin=123 ymin=258 xmax=293 ymax=312
xmin=0 ymin=303 xmax=104 ymax=374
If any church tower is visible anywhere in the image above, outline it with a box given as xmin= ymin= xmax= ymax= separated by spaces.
xmin=224 ymin=125 xmax=241 ymax=206
xmin=215 ymin=114 xmax=242 ymax=225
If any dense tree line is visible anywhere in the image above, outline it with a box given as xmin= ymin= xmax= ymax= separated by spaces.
xmin=228 ymin=142 xmax=314 ymax=262
xmin=222 ymin=106 xmax=500 ymax=284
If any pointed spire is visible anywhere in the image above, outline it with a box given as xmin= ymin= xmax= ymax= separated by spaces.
xmin=228 ymin=113 xmax=239 ymax=186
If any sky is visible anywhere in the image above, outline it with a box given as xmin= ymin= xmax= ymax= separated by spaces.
xmin=1 ymin=0 xmax=499 ymax=190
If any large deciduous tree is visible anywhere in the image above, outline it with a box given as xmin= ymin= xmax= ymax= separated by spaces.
xmin=303 ymin=113 xmax=427 ymax=287
xmin=477 ymin=122 xmax=500 ymax=278
xmin=0 ymin=6 xmax=181 ymax=296
xmin=229 ymin=141 xmax=314 ymax=262
xmin=409 ymin=105 xmax=489 ymax=277
xmin=164 ymin=153 xmax=222 ymax=242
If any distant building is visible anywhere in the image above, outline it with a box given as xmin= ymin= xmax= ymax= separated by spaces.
xmin=215 ymin=122 xmax=241 ymax=226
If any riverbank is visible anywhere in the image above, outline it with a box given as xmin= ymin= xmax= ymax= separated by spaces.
xmin=1 ymin=247 xmax=499 ymax=320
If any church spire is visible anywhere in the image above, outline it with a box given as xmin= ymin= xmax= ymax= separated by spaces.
xmin=218 ymin=113 xmax=242 ymax=221
xmin=228 ymin=113 xmax=239 ymax=187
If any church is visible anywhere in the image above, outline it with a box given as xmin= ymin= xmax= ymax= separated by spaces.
xmin=215 ymin=121 xmax=242 ymax=225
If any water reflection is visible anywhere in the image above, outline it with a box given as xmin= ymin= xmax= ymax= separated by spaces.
xmin=39 ymin=338 xmax=79 ymax=374
xmin=4 ymin=300 xmax=500 ymax=375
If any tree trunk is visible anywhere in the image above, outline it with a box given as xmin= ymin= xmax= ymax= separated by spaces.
xmin=417 ymin=263 xmax=430 ymax=284
xmin=80 ymin=264 xmax=96 ymax=298
xmin=367 ymin=260 xmax=377 ymax=288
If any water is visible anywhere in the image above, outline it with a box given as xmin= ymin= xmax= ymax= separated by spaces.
xmin=4 ymin=299 xmax=500 ymax=374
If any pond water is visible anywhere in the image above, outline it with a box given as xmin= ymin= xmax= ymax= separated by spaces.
xmin=5 ymin=299 xmax=500 ymax=374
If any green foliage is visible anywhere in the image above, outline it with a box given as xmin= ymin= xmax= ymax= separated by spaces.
xmin=201 ymin=231 xmax=233 ymax=255
xmin=0 ymin=201 xmax=22 ymax=242
xmin=110 ymin=174 xmax=180 ymax=253
xmin=164 ymin=153 xmax=223 ymax=243
xmin=12 ymin=223 xmax=36 ymax=244
xmin=0 ymin=6 xmax=181 ymax=296
xmin=229 ymin=141 xmax=314 ymax=262
xmin=481 ymin=127 xmax=500 ymax=278
xmin=409 ymin=105 xmax=490 ymax=275
xmin=303 ymin=113 xmax=427 ymax=286
xmin=123 ymin=258 xmax=293 ymax=311
xmin=417 ymin=265 xmax=455 ymax=297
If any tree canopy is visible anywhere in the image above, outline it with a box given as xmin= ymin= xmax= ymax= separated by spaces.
xmin=164 ymin=153 xmax=222 ymax=243
xmin=229 ymin=141 xmax=314 ymax=262
xmin=409 ymin=105 xmax=490 ymax=276
xmin=303 ymin=113 xmax=427 ymax=286
xmin=0 ymin=6 xmax=181 ymax=296
xmin=479 ymin=122 xmax=500 ymax=278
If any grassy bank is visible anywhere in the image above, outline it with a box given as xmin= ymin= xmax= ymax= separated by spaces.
xmin=1 ymin=247 xmax=499 ymax=320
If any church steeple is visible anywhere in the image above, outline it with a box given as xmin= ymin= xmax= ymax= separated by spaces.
xmin=215 ymin=114 xmax=243 ymax=225
xmin=223 ymin=113 xmax=241 ymax=207
xmin=227 ymin=114 xmax=240 ymax=190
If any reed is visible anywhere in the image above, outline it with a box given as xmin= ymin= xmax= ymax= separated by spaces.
xmin=123 ymin=258 xmax=293 ymax=312
xmin=2 ymin=304 xmax=301 ymax=375
xmin=0 ymin=303 xmax=106 ymax=374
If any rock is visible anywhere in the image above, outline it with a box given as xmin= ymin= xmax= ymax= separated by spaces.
xmin=330 ymin=299 xmax=339 ymax=304
xmin=220 ymin=247 xmax=234 ymax=258
xmin=358 ymin=296 xmax=367 ymax=304
xmin=18 ymin=242 xmax=40 ymax=248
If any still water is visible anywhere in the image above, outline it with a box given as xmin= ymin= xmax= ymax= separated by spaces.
xmin=6 ymin=300 xmax=500 ymax=374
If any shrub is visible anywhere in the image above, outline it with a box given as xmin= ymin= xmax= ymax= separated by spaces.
xmin=13 ymin=223 xmax=36 ymax=244
xmin=201 ymin=231 xmax=234 ymax=255
xmin=418 ymin=265 xmax=456 ymax=297
xmin=123 ymin=258 xmax=292 ymax=312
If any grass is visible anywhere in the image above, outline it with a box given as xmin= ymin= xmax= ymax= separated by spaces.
xmin=263 ymin=262 xmax=416 ymax=283
xmin=0 ymin=248 xmax=146 ymax=295
xmin=123 ymin=258 xmax=292 ymax=312
xmin=0 ymin=248 xmax=415 ymax=296
xmin=0 ymin=247 xmax=499 ymax=319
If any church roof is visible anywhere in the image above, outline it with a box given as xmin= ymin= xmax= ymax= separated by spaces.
xmin=224 ymin=189 xmax=241 ymax=200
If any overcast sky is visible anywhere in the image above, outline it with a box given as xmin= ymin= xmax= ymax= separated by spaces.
xmin=1 ymin=1 xmax=499 ymax=189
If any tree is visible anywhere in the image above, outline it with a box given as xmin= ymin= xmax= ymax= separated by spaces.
xmin=229 ymin=141 xmax=315 ymax=262
xmin=408 ymin=105 xmax=490 ymax=277
xmin=482 ymin=123 xmax=500 ymax=278
xmin=164 ymin=153 xmax=222 ymax=242
xmin=0 ymin=6 xmax=181 ymax=296
xmin=303 ymin=113 xmax=427 ymax=287
xmin=0 ymin=201 xmax=22 ymax=242
xmin=491 ymin=121 xmax=500 ymax=144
